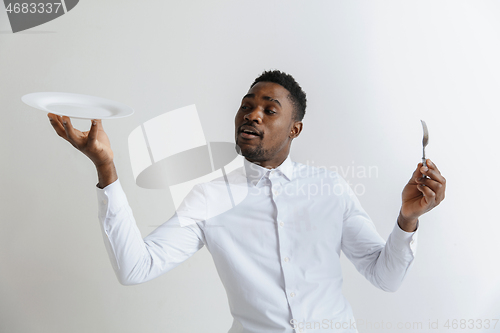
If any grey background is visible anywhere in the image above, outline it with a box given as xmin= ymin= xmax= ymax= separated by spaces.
xmin=1 ymin=1 xmax=499 ymax=332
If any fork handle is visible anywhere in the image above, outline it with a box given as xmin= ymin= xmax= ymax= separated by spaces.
xmin=421 ymin=156 xmax=429 ymax=183
xmin=422 ymin=147 xmax=427 ymax=168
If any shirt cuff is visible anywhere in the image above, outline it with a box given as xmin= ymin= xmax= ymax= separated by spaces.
xmin=96 ymin=178 xmax=129 ymax=218
xmin=389 ymin=220 xmax=418 ymax=255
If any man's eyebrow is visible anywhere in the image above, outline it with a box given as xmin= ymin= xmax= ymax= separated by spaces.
xmin=242 ymin=93 xmax=282 ymax=107
xmin=262 ymin=96 xmax=281 ymax=107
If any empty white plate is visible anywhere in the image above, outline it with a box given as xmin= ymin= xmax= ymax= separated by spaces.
xmin=22 ymin=92 xmax=134 ymax=119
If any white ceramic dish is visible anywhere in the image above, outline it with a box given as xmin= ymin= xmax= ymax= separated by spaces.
xmin=22 ymin=92 xmax=134 ymax=119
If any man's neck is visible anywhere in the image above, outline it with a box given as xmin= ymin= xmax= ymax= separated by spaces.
xmin=245 ymin=156 xmax=288 ymax=170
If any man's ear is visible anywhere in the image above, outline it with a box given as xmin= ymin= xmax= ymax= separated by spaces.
xmin=290 ymin=121 xmax=303 ymax=139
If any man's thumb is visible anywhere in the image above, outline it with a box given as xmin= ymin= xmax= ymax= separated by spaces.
xmin=88 ymin=119 xmax=100 ymax=142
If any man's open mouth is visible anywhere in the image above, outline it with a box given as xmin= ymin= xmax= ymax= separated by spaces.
xmin=239 ymin=126 xmax=261 ymax=139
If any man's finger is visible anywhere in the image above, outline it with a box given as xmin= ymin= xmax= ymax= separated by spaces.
xmin=417 ymin=177 xmax=444 ymax=200
xmin=427 ymin=159 xmax=441 ymax=173
xmin=421 ymin=176 xmax=445 ymax=203
xmin=61 ymin=116 xmax=82 ymax=146
xmin=423 ymin=168 xmax=446 ymax=184
xmin=410 ymin=162 xmax=424 ymax=183
xmin=421 ymin=162 xmax=446 ymax=185
xmin=48 ymin=113 xmax=68 ymax=140
xmin=88 ymin=119 xmax=99 ymax=143
xmin=417 ymin=183 xmax=436 ymax=205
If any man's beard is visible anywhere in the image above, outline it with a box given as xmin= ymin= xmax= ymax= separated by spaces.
xmin=235 ymin=140 xmax=268 ymax=162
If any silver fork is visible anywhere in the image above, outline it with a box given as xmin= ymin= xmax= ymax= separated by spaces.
xmin=420 ymin=120 xmax=429 ymax=167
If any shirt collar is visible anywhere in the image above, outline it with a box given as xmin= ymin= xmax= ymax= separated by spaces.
xmin=243 ymin=155 xmax=294 ymax=187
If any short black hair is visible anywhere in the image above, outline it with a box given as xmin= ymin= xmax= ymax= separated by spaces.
xmin=251 ymin=70 xmax=307 ymax=121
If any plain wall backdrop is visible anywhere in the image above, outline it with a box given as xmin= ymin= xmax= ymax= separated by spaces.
xmin=1 ymin=1 xmax=499 ymax=332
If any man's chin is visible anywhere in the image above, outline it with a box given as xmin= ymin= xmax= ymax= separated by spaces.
xmin=235 ymin=145 xmax=251 ymax=158
xmin=235 ymin=143 xmax=260 ymax=160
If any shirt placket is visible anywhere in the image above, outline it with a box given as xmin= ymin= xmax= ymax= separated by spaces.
xmin=268 ymin=170 xmax=305 ymax=332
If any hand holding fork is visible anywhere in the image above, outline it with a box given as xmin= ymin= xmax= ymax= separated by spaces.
xmin=397 ymin=120 xmax=446 ymax=232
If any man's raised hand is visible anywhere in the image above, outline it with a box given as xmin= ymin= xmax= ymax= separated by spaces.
xmin=48 ymin=113 xmax=118 ymax=188
xmin=398 ymin=159 xmax=446 ymax=232
xmin=47 ymin=113 xmax=114 ymax=167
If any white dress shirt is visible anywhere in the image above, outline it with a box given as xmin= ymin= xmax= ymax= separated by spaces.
xmin=96 ymin=155 xmax=418 ymax=333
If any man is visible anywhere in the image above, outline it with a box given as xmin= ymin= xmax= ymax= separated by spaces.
xmin=48 ymin=70 xmax=446 ymax=333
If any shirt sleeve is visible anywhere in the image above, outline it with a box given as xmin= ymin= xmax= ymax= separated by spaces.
xmin=96 ymin=179 xmax=206 ymax=286
xmin=338 ymin=176 xmax=418 ymax=292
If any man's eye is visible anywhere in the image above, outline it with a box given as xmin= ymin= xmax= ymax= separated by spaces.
xmin=241 ymin=105 xmax=248 ymax=110
xmin=265 ymin=110 xmax=276 ymax=114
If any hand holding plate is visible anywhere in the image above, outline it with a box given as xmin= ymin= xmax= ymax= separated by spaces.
xmin=47 ymin=113 xmax=114 ymax=168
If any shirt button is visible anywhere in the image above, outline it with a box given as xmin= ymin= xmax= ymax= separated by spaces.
xmin=290 ymin=292 xmax=295 ymax=297
xmin=279 ymin=221 xmax=284 ymax=227
xmin=102 ymin=199 xmax=108 ymax=205
xmin=410 ymin=240 xmax=415 ymax=245
xmin=284 ymin=257 xmax=289 ymax=262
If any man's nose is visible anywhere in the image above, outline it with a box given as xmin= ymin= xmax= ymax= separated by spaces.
xmin=243 ymin=108 xmax=263 ymax=123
